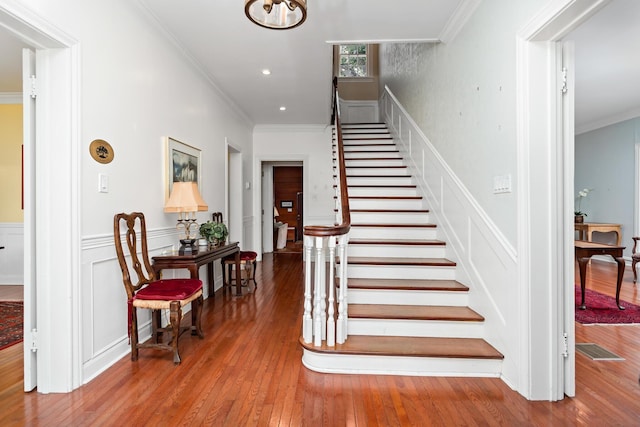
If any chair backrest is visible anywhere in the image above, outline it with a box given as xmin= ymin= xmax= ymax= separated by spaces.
xmin=113 ymin=212 xmax=156 ymax=299
xmin=212 ymin=212 xmax=223 ymax=224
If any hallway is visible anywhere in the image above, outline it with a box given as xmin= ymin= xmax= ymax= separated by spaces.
xmin=0 ymin=254 xmax=639 ymax=425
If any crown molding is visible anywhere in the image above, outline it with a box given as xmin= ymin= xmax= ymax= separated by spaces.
xmin=576 ymin=108 xmax=640 ymax=135
xmin=438 ymin=0 xmax=481 ymax=44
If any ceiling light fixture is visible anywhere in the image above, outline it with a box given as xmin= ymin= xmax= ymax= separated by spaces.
xmin=262 ymin=69 xmax=271 ymax=75
xmin=279 ymin=106 xmax=286 ymax=111
xmin=245 ymin=0 xmax=307 ymax=30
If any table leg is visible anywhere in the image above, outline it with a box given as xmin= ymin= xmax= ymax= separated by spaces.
xmin=235 ymin=251 xmax=242 ymax=296
xmin=614 ymin=256 xmax=626 ymax=310
xmin=577 ymin=256 xmax=590 ymax=310
xmin=207 ymin=260 xmax=214 ymax=298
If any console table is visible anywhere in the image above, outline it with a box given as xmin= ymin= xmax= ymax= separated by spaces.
xmin=574 ymin=222 xmax=622 ymax=246
xmin=574 ymin=240 xmax=626 ymax=310
xmin=152 ymin=242 xmax=242 ymax=297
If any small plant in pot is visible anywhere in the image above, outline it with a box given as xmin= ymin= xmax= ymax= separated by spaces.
xmin=199 ymin=221 xmax=228 ymax=246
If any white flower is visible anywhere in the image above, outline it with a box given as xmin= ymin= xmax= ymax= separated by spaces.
xmin=578 ymin=188 xmax=591 ymax=198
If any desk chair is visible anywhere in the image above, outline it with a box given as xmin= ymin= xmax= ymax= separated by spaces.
xmin=114 ymin=212 xmax=204 ymax=364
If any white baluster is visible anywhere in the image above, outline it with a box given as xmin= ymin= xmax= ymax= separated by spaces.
xmin=303 ymin=235 xmax=313 ymax=343
xmin=336 ymin=233 xmax=349 ymax=344
xmin=326 ymin=236 xmax=336 ymax=347
xmin=313 ymin=236 xmax=325 ymax=346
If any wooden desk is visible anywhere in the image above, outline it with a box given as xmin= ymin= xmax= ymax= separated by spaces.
xmin=574 ymin=240 xmax=626 ymax=310
xmin=152 ymin=242 xmax=242 ymax=297
xmin=574 ymin=222 xmax=622 ymax=246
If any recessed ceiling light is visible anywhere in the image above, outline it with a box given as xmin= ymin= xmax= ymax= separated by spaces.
xmin=262 ymin=69 xmax=271 ymax=75
xmin=279 ymin=106 xmax=286 ymax=111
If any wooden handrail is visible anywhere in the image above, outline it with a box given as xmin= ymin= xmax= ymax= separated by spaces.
xmin=303 ymin=78 xmax=350 ymax=238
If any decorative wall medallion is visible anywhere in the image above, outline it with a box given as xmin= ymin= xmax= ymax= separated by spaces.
xmin=89 ymin=139 xmax=114 ymax=164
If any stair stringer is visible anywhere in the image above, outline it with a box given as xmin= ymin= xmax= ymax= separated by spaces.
xmin=381 ymin=88 xmax=519 ymax=387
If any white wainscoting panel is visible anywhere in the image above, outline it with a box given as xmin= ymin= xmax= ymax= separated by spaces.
xmin=339 ymin=99 xmax=380 ymax=124
xmin=0 ymin=223 xmax=24 ymax=284
xmin=380 ymin=87 xmax=519 ymax=385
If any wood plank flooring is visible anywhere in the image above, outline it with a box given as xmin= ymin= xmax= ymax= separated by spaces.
xmin=1 ymin=255 xmax=640 ymax=425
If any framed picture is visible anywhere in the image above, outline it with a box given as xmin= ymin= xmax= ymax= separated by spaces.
xmin=165 ymin=137 xmax=202 ymax=200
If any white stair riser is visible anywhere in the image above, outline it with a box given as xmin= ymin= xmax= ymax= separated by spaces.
xmin=349 ymin=198 xmax=424 ymax=210
xmin=347 ymin=319 xmax=483 ymax=338
xmin=344 ymin=145 xmax=398 ymax=152
xmin=347 ymin=289 xmax=469 ymax=306
xmin=347 ymin=264 xmax=456 ymax=280
xmin=348 ymin=244 xmax=445 ymax=258
xmin=348 ymin=187 xmax=418 ymax=197
xmin=346 ymin=167 xmax=410 ymax=176
xmin=350 ymin=211 xmax=430 ymax=224
xmin=342 ymin=152 xmax=401 ymax=159
xmin=346 ymin=159 xmax=405 ymax=168
xmin=347 ymin=176 xmax=414 ymax=186
xmin=349 ymin=227 xmax=438 ymax=240
xmin=343 ymin=140 xmax=395 ymax=146
xmin=302 ymin=350 xmax=502 ymax=377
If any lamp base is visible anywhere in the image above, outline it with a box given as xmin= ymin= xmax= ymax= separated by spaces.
xmin=179 ymin=239 xmax=197 ymax=255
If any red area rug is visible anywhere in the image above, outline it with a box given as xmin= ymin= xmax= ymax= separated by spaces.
xmin=575 ymin=286 xmax=640 ymax=324
xmin=0 ymin=301 xmax=23 ymax=350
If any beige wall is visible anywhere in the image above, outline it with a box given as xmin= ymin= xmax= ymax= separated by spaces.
xmin=335 ymin=44 xmax=379 ymax=101
xmin=0 ymin=104 xmax=23 ymax=222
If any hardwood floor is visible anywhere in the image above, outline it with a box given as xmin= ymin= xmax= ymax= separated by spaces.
xmin=1 ymin=255 xmax=639 ymax=425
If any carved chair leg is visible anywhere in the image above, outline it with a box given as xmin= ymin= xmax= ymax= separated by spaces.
xmin=633 ymin=259 xmax=638 ymax=283
xmin=252 ymin=260 xmax=258 ymax=288
xmin=169 ymin=301 xmax=182 ymax=364
xmin=130 ymin=307 xmax=139 ymax=361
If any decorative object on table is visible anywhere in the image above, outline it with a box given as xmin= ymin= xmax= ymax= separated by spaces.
xmin=575 ymin=286 xmax=640 ymax=324
xmin=164 ymin=182 xmax=208 ymax=253
xmin=113 ymin=212 xmax=204 ymax=364
xmin=89 ymin=139 xmax=114 ymax=164
xmin=165 ymin=137 xmax=201 ymax=201
xmin=245 ymin=0 xmax=307 ymax=30
xmin=631 ymin=236 xmax=640 ymax=283
xmin=574 ymin=188 xmax=593 ymax=223
xmin=0 ymin=301 xmax=23 ymax=351
xmin=199 ymin=220 xmax=228 ymax=246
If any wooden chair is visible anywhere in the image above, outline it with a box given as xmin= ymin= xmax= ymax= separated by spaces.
xmin=211 ymin=212 xmax=258 ymax=290
xmin=632 ymin=237 xmax=640 ymax=283
xmin=113 ymin=212 xmax=204 ymax=364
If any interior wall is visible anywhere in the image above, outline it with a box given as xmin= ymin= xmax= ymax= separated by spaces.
xmin=335 ymin=44 xmax=380 ymax=101
xmin=0 ymin=102 xmax=24 ymax=285
xmin=16 ymin=0 xmax=254 ymax=385
xmin=575 ymin=117 xmax=640 ymax=255
xmin=0 ymin=103 xmax=23 ymax=222
xmin=378 ymin=0 xmax=546 ymax=246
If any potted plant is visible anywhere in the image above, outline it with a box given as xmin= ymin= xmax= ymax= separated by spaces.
xmin=575 ymin=188 xmax=593 ymax=223
xmin=199 ymin=221 xmax=228 ymax=246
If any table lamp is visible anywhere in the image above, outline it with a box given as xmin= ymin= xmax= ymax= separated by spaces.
xmin=164 ymin=181 xmax=208 ymax=253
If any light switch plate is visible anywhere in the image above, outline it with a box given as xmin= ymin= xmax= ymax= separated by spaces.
xmin=493 ymin=174 xmax=511 ymax=194
xmin=98 ymin=173 xmax=109 ymax=193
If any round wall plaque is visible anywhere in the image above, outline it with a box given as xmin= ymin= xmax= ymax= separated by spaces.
xmin=89 ymin=139 xmax=114 ymax=164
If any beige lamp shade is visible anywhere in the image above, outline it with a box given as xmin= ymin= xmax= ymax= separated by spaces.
xmin=164 ymin=182 xmax=208 ymax=213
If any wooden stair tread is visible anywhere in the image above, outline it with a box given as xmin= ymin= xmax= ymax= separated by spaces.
xmin=351 ymin=223 xmax=436 ymax=228
xmin=300 ymin=336 xmax=503 ymax=359
xmin=345 ymin=157 xmax=402 ymax=160
xmin=348 ymin=195 xmax=422 ymax=200
xmin=345 ymin=278 xmax=469 ymax=291
xmin=349 ymin=304 xmax=484 ymax=322
xmin=341 ymin=150 xmax=399 ymax=154
xmin=345 ymin=185 xmax=417 ymax=188
xmin=349 ymin=238 xmax=445 ymax=246
xmin=346 ymin=257 xmax=456 ymax=267
xmin=346 ymin=165 xmax=407 ymax=169
xmin=343 ymin=143 xmax=396 ymax=147
xmin=343 ymin=136 xmax=393 ymax=140
xmin=350 ymin=209 xmax=429 ymax=213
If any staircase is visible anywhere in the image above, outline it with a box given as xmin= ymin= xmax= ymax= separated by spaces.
xmin=300 ymin=123 xmax=504 ymax=377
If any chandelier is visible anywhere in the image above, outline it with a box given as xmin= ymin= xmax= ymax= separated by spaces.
xmin=245 ymin=0 xmax=307 ymax=30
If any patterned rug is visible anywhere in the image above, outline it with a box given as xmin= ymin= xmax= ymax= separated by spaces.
xmin=575 ymin=286 xmax=640 ymax=324
xmin=0 ymin=301 xmax=23 ymax=350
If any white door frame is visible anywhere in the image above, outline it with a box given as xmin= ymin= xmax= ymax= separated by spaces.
xmin=0 ymin=0 xmax=81 ymax=393
xmin=225 ymin=138 xmax=243 ymax=246
xmin=517 ymin=0 xmax=611 ymax=400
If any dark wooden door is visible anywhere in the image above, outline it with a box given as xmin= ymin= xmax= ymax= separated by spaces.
xmin=273 ymin=166 xmax=303 ymax=242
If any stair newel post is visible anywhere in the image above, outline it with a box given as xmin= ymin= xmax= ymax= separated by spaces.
xmin=336 ymin=233 xmax=348 ymax=344
xmin=313 ymin=236 xmax=325 ymax=346
xmin=302 ymin=235 xmax=314 ymax=343
xmin=326 ymin=236 xmax=337 ymax=347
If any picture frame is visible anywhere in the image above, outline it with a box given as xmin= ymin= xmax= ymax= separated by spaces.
xmin=165 ymin=137 xmax=202 ymax=200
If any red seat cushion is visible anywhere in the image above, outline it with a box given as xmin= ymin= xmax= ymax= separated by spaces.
xmin=240 ymin=251 xmax=258 ymax=261
xmin=135 ymin=279 xmax=202 ymax=301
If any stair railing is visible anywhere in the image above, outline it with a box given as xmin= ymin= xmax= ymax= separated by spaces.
xmin=302 ymin=78 xmax=350 ymax=347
